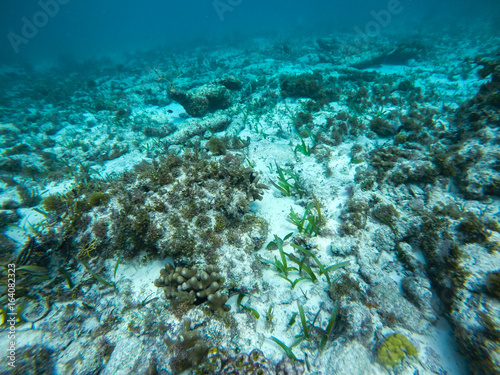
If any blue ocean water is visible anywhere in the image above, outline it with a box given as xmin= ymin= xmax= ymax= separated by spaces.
xmin=1 ymin=0 xmax=499 ymax=65
xmin=0 ymin=1 xmax=499 ymax=375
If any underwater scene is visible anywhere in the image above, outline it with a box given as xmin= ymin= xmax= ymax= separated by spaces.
xmin=0 ymin=1 xmax=500 ymax=374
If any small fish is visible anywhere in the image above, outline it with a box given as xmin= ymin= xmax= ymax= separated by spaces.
xmin=167 ymin=109 xmax=173 ymax=114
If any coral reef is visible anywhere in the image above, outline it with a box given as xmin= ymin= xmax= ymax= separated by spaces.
xmin=42 ymin=194 xmax=66 ymax=213
xmin=169 ymin=84 xmax=231 ymax=117
xmin=369 ymin=117 xmax=396 ymax=137
xmin=372 ymin=203 xmax=400 ymax=226
xmin=376 ymin=333 xmax=418 ymax=368
xmin=1 ymin=26 xmax=499 ymax=375
xmin=154 ymin=263 xmax=229 ymax=311
xmin=196 ymin=347 xmax=305 ymax=375
xmin=219 ymin=76 xmax=243 ymax=91
xmin=206 ymin=137 xmax=227 ymax=155
xmin=45 ymin=150 xmax=268 ymax=260
xmin=339 ymin=197 xmax=369 ymax=236
xmin=165 ymin=318 xmax=210 ymax=373
xmin=280 ymin=73 xmax=336 ymax=107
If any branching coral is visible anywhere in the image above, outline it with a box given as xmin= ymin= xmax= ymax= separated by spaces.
xmin=155 ymin=263 xmax=229 ymax=311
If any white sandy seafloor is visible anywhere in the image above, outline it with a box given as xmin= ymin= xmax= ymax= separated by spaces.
xmin=0 ymin=29 xmax=499 ymax=375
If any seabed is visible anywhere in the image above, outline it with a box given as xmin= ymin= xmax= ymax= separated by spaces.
xmin=0 ymin=27 xmax=499 ymax=375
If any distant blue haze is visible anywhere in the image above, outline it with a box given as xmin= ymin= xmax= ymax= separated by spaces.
xmin=0 ymin=0 xmax=498 ymax=66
